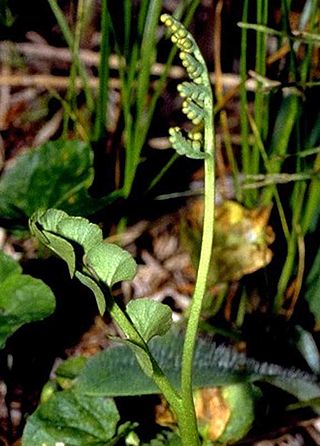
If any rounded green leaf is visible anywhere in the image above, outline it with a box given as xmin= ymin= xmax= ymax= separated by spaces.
xmin=0 ymin=140 xmax=95 ymax=222
xmin=84 ymin=242 xmax=137 ymax=287
xmin=37 ymin=208 xmax=69 ymax=232
xmin=217 ymin=383 xmax=255 ymax=444
xmin=126 ymin=298 xmax=172 ymax=343
xmin=0 ymin=262 xmax=56 ymax=349
xmin=29 ymin=209 xmax=76 ymax=276
xmin=22 ymin=389 xmax=121 ymax=446
xmin=57 ymin=216 xmax=103 ymax=252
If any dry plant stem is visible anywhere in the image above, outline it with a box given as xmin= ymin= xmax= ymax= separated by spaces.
xmin=0 ymin=43 xmax=11 ymax=131
xmin=3 ymin=42 xmax=257 ymax=87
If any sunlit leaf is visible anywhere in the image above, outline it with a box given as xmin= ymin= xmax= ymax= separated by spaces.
xmin=126 ymin=298 xmax=172 ymax=342
xmin=22 ymin=389 xmax=124 ymax=446
xmin=57 ymin=216 xmax=103 ymax=252
xmin=30 ymin=210 xmax=76 ymax=277
xmin=29 ymin=209 xmax=136 ymax=313
xmin=84 ymin=242 xmax=137 ymax=287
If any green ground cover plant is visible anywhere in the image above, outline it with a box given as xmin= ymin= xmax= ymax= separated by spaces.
xmin=1 ymin=1 xmax=320 ymax=445
xmin=238 ymin=0 xmax=320 ymax=316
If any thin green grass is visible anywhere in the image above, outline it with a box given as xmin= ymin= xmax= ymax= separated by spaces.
xmin=47 ymin=0 xmax=94 ymax=137
xmin=239 ymin=0 xmax=250 ymax=206
xmin=93 ymin=0 xmax=110 ymax=142
xmin=238 ymin=0 xmax=320 ymax=314
xmin=252 ymin=0 xmax=268 ymax=169
xmin=112 ymin=0 xmax=200 ymax=198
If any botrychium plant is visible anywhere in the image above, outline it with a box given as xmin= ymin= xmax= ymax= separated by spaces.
xmin=28 ymin=14 xmax=215 ymax=446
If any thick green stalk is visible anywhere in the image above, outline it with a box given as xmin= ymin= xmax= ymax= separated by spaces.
xmin=180 ymin=97 xmax=215 ymax=445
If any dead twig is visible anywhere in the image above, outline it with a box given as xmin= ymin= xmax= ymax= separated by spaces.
xmin=0 ymin=42 xmax=258 ymax=90
xmin=0 ymin=73 xmax=119 ymax=90
xmin=0 ymin=43 xmax=11 ymax=130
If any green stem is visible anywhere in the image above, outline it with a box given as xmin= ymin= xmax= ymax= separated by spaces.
xmin=180 ymin=80 xmax=215 ymax=446
xmin=274 ymin=232 xmax=297 ymax=312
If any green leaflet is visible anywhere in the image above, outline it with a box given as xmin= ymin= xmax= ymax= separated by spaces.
xmin=22 ymin=389 xmax=130 ymax=446
xmin=168 ymin=127 xmax=206 ymax=160
xmin=124 ymin=299 xmax=173 ymax=376
xmin=84 ymin=242 xmax=137 ymax=287
xmin=29 ymin=209 xmax=137 ymax=314
xmin=30 ymin=209 xmax=77 ymax=277
xmin=126 ymin=298 xmax=172 ymax=343
xmin=75 ymin=271 xmax=106 ymax=315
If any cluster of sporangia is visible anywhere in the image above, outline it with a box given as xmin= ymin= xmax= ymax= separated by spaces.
xmin=160 ymin=14 xmax=211 ymax=160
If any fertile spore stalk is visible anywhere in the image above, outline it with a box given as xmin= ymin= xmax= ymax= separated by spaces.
xmin=161 ymin=14 xmax=215 ymax=446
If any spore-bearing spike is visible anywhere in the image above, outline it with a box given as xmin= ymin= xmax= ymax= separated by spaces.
xmin=161 ymin=14 xmax=212 ymax=160
xmin=182 ymin=98 xmax=205 ymax=125
xmin=180 ymin=52 xmax=204 ymax=80
xmin=168 ymin=127 xmax=205 ymax=159
xmin=160 ymin=14 xmax=196 ymax=54
xmin=188 ymin=131 xmax=203 ymax=142
xmin=177 ymin=82 xmax=207 ymax=105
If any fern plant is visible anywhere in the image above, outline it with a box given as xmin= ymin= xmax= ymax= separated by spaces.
xmin=160 ymin=14 xmax=215 ymax=446
xmin=28 ymin=15 xmax=215 ymax=446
